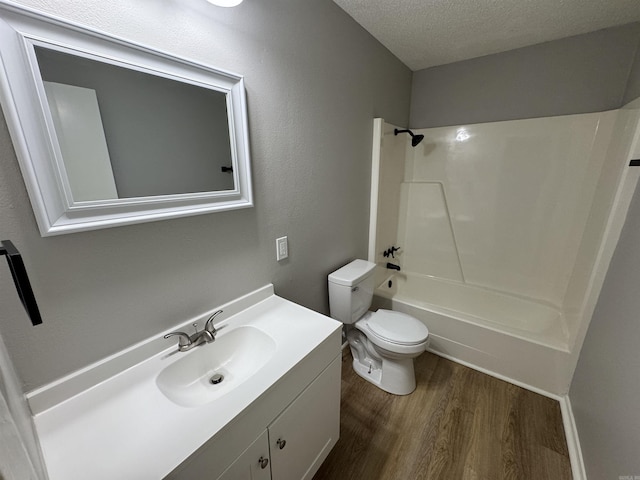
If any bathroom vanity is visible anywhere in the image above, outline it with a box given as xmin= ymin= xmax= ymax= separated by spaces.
xmin=26 ymin=285 xmax=342 ymax=480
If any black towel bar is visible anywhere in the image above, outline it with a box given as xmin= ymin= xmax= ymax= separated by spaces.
xmin=1 ymin=240 xmax=42 ymax=326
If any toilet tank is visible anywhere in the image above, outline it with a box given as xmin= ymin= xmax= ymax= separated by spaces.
xmin=328 ymin=259 xmax=376 ymax=324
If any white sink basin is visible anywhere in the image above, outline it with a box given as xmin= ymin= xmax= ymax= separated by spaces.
xmin=156 ymin=326 xmax=276 ymax=407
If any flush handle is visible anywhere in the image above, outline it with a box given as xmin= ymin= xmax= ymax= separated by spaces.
xmin=258 ymin=456 xmax=269 ymax=469
xmin=276 ymin=438 xmax=286 ymax=450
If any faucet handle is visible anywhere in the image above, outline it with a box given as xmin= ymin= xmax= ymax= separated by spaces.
xmin=164 ymin=331 xmax=192 ymax=350
xmin=205 ymin=310 xmax=224 ymax=334
xmin=383 ymin=246 xmax=401 ymax=258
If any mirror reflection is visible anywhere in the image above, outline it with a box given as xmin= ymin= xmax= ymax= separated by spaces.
xmin=35 ymin=46 xmax=235 ymax=202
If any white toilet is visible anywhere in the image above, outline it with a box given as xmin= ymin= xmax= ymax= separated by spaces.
xmin=328 ymin=259 xmax=429 ymax=395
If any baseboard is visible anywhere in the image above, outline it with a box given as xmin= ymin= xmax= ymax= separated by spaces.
xmin=558 ymin=395 xmax=587 ymax=480
xmin=426 ymin=346 xmax=561 ymax=400
xmin=427 ymin=347 xmax=586 ymax=479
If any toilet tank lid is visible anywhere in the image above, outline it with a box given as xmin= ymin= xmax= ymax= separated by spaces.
xmin=328 ymin=259 xmax=376 ymax=286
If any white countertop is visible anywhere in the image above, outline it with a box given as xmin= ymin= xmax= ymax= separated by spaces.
xmin=28 ymin=285 xmax=341 ymax=480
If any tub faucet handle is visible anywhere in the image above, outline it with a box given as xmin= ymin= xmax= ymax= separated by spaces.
xmin=383 ymin=246 xmax=401 ymax=258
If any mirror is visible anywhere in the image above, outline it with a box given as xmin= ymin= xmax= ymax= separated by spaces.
xmin=37 ymin=47 xmax=236 ymax=201
xmin=0 ymin=4 xmax=252 ymax=236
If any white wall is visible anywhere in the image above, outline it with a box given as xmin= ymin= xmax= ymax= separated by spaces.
xmin=0 ymin=0 xmax=411 ymax=390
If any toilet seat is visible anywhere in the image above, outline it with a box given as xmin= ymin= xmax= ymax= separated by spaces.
xmin=367 ymin=310 xmax=429 ymax=345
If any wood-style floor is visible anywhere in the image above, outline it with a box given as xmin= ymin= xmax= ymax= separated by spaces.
xmin=313 ymin=350 xmax=572 ymax=480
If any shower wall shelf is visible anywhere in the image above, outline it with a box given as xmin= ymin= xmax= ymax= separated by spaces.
xmin=1 ymin=240 xmax=42 ymax=325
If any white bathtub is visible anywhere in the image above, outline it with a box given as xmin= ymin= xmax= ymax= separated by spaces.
xmin=372 ymin=271 xmax=572 ymax=394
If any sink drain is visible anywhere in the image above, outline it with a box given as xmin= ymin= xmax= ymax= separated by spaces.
xmin=210 ymin=373 xmax=224 ymax=385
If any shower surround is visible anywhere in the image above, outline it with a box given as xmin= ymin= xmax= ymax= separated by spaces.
xmin=369 ymin=105 xmax=640 ymax=395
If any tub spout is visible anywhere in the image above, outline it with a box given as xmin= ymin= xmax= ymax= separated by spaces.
xmin=386 ymin=262 xmax=401 ymax=271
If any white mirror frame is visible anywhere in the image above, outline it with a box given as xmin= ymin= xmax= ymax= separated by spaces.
xmin=0 ymin=2 xmax=253 ymax=236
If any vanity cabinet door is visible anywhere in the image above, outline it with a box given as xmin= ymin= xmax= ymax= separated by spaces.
xmin=268 ymin=356 xmax=341 ymax=480
xmin=217 ymin=430 xmax=271 ymax=480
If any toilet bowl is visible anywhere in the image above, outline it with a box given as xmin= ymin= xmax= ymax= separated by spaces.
xmin=328 ymin=259 xmax=429 ymax=395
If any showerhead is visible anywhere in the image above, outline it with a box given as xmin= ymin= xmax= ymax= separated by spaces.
xmin=394 ymin=128 xmax=424 ymax=147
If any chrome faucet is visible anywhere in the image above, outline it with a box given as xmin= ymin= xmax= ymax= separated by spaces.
xmin=164 ymin=310 xmax=224 ymax=352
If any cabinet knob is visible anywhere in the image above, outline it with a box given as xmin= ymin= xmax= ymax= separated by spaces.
xmin=276 ymin=438 xmax=286 ymax=450
xmin=258 ymin=456 xmax=269 ymax=469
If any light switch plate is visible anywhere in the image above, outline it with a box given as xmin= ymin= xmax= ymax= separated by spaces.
xmin=276 ymin=236 xmax=288 ymax=261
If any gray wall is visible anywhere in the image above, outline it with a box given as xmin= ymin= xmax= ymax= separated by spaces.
xmin=0 ymin=0 xmax=411 ymax=389
xmin=570 ymin=180 xmax=640 ymax=479
xmin=623 ymin=34 xmax=640 ymax=104
xmin=410 ymin=22 xmax=640 ymax=128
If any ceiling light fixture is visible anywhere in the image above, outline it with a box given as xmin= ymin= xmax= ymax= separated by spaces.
xmin=206 ymin=0 xmax=243 ymax=6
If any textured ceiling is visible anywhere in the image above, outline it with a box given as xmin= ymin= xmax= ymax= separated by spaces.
xmin=333 ymin=0 xmax=640 ymax=71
